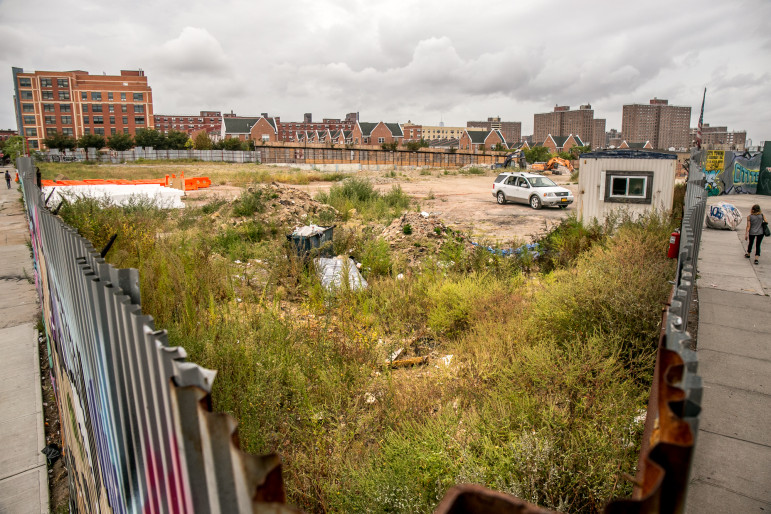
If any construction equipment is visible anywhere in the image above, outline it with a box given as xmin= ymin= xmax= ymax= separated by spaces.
xmin=531 ymin=157 xmax=573 ymax=175
xmin=492 ymin=150 xmax=526 ymax=169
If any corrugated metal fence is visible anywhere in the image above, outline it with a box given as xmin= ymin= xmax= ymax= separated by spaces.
xmin=20 ymin=149 xmax=708 ymax=513
xmin=19 ymin=156 xmax=298 ymax=513
xmin=41 ymin=146 xmax=503 ymax=168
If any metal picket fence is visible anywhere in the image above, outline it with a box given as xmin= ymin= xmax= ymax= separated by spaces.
xmin=19 ymin=156 xmax=296 ymax=513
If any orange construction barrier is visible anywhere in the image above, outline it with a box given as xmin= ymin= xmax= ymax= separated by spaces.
xmin=40 ymin=175 xmax=212 ymax=190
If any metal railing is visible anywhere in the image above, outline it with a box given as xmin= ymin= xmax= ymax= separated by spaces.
xmin=19 ymin=156 xmax=297 ymax=513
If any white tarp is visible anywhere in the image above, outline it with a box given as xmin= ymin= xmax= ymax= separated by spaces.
xmin=706 ymin=202 xmax=743 ymax=230
xmin=315 ymin=257 xmax=367 ymax=291
xmin=42 ymin=184 xmax=186 ymax=209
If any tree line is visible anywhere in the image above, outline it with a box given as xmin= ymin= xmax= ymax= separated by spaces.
xmin=39 ymin=129 xmax=256 ymax=152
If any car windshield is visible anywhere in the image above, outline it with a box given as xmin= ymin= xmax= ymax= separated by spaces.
xmin=528 ymin=177 xmax=557 ymax=187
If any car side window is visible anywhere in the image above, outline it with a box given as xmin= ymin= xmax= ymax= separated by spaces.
xmin=517 ymin=178 xmax=529 ymax=188
xmin=505 ymin=176 xmax=516 ymax=185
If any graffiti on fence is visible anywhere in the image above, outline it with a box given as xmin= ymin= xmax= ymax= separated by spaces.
xmin=702 ymin=150 xmax=761 ymax=196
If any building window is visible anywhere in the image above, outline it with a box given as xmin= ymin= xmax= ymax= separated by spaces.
xmin=61 ymin=116 xmax=72 ymax=125
xmin=18 ymin=77 xmax=31 ymax=87
xmin=81 ymin=92 xmax=88 ymax=101
xmin=94 ymin=127 xmax=105 ymax=135
xmin=108 ymin=105 xmax=114 ymax=113
xmin=109 ymin=116 xmax=115 ymax=124
xmin=83 ymin=104 xmax=89 ymax=112
xmin=57 ymin=78 xmax=68 ymax=88
xmin=62 ymin=128 xmax=73 ymax=136
xmin=94 ymin=116 xmax=104 ymax=124
xmin=133 ymin=93 xmax=143 ymax=101
xmin=134 ymin=105 xmax=144 ymax=113
xmin=29 ymin=104 xmax=42 ymax=112
xmin=25 ymin=128 xmax=37 ymax=136
xmin=23 ymin=115 xmax=36 ymax=125
xmin=84 ymin=128 xmax=90 ymax=135
xmin=58 ymin=91 xmax=70 ymax=100
xmin=121 ymin=93 xmax=127 ymax=101
xmin=45 ymin=116 xmax=56 ymax=125
xmin=262 ymin=134 xmax=270 ymax=142
xmin=122 ymin=116 xmax=128 ymax=124
xmin=111 ymin=127 xmax=116 ymax=135
xmin=60 ymin=104 xmax=71 ymax=113
xmin=83 ymin=116 xmax=89 ymax=124
xmin=41 ymin=91 xmax=54 ymax=100
xmin=123 ymin=128 xmax=129 ymax=134
xmin=604 ymin=171 xmax=654 ymax=204
xmin=91 ymin=92 xmax=102 ymax=101
xmin=378 ymin=137 xmax=385 ymax=143
xmin=92 ymin=104 xmax=103 ymax=113
xmin=20 ymin=91 xmax=33 ymax=100
xmin=29 ymin=140 xmax=38 ymax=149
xmin=135 ymin=116 xmax=145 ymax=125
xmin=121 ymin=105 xmax=128 ymax=113
xmin=108 ymin=92 xmax=113 ymax=101
xmin=46 ymin=128 xmax=57 ymax=136
xmin=40 ymin=78 xmax=52 ymax=88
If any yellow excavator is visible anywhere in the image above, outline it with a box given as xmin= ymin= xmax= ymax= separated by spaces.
xmin=530 ymin=157 xmax=574 ymax=175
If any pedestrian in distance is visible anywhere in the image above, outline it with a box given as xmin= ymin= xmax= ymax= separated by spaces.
xmin=4 ymin=170 xmax=10 ymax=189
xmin=745 ymin=204 xmax=767 ymax=265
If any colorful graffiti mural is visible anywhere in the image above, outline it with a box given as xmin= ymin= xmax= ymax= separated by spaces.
xmin=703 ymin=150 xmax=762 ymax=196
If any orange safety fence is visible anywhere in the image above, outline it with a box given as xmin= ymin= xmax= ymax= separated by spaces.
xmin=41 ymin=174 xmax=212 ymax=191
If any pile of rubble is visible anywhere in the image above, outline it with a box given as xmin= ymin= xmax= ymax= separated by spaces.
xmin=381 ymin=212 xmax=474 ymax=267
xmin=231 ymin=182 xmax=338 ymax=226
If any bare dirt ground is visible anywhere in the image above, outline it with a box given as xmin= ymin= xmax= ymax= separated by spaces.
xmin=186 ymin=168 xmax=578 ymax=245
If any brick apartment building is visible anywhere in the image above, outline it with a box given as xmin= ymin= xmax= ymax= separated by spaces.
xmin=467 ymin=117 xmax=521 ymax=145
xmin=621 ymin=98 xmax=691 ymax=151
xmin=154 ymin=111 xmax=222 ymax=136
xmin=533 ymin=104 xmax=605 ymax=150
xmin=402 ymin=121 xmax=423 ymax=142
xmin=12 ymin=67 xmax=153 ymax=150
xmin=688 ymin=123 xmax=747 ymax=151
xmin=0 ymin=129 xmax=17 ymax=143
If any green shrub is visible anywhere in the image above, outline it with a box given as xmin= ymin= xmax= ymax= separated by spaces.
xmin=402 ymin=224 xmax=412 ymax=235
xmin=359 ymin=238 xmax=393 ymax=276
xmin=232 ymin=189 xmax=266 ymax=217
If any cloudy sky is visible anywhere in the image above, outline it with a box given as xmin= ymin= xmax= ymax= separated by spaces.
xmin=2 ymin=0 xmax=770 ymax=142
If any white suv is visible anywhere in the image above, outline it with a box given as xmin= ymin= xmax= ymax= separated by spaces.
xmin=492 ymin=171 xmax=573 ymax=209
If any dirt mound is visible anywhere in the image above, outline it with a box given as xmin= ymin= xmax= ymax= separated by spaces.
xmin=234 ymin=182 xmax=338 ymax=227
xmin=381 ymin=212 xmax=474 ymax=267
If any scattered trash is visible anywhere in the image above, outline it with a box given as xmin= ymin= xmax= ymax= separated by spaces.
xmin=288 ymin=225 xmax=335 ymax=257
xmin=41 ymin=443 xmax=61 ymax=466
xmin=391 ymin=356 xmax=429 ymax=368
xmin=388 ymin=348 xmax=404 ymax=362
xmin=420 ymin=211 xmax=430 ymax=218
xmin=315 ymin=257 xmax=368 ymax=291
xmin=706 ymin=202 xmax=742 ymax=230
xmin=396 ymin=273 xmax=404 ymax=280
xmin=439 ymin=354 xmax=453 ymax=367
xmin=364 ymin=392 xmax=376 ymax=404
xmin=471 ymin=241 xmax=540 ymax=258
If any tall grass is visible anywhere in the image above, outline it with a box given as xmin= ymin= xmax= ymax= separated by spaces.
xmin=315 ymin=177 xmax=412 ymax=222
xmin=58 ymin=193 xmax=676 ymax=513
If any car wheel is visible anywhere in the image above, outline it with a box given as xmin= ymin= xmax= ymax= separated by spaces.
xmin=530 ymin=195 xmax=542 ymax=210
xmin=559 ymin=205 xmax=568 ymax=209
xmin=497 ymin=191 xmax=507 ymax=205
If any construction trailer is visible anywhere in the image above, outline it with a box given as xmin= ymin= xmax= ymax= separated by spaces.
xmin=577 ymin=149 xmax=677 ymax=223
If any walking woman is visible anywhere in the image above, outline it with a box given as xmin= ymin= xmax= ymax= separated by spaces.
xmin=745 ymin=204 xmax=767 ymax=265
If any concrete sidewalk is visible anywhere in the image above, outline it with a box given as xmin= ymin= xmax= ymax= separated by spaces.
xmin=686 ymin=194 xmax=771 ymax=513
xmin=0 ymin=168 xmax=48 ymax=513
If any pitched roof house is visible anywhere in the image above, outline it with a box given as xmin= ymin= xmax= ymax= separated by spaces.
xmin=351 ymin=121 xmax=404 ymax=145
xmin=459 ymin=129 xmax=506 ymax=151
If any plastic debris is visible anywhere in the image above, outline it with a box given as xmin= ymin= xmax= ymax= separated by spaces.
xmin=315 ymin=257 xmax=368 ymax=291
xmin=41 ymin=443 xmax=61 ymax=466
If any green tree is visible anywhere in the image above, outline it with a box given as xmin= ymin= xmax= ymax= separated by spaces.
xmin=493 ymin=142 xmax=508 ymax=152
xmin=569 ymin=144 xmax=592 ymax=159
xmin=381 ymin=141 xmax=398 ymax=151
xmin=557 ymin=151 xmax=573 ymax=160
xmin=524 ymin=145 xmax=552 ymax=164
xmin=43 ymin=132 xmax=77 ymax=151
xmin=106 ymin=133 xmax=135 ymax=151
xmin=77 ymin=134 xmax=106 ymax=149
xmin=217 ymin=137 xmax=247 ymax=151
xmin=134 ymin=129 xmax=165 ymax=149
xmin=193 ymin=132 xmax=213 ymax=150
xmin=165 ymin=130 xmax=190 ymax=150
xmin=403 ymin=139 xmax=429 ymax=151
xmin=1 ymin=136 xmax=26 ymax=163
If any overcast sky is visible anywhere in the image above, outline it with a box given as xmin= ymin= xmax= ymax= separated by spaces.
xmin=2 ymin=0 xmax=770 ymax=143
